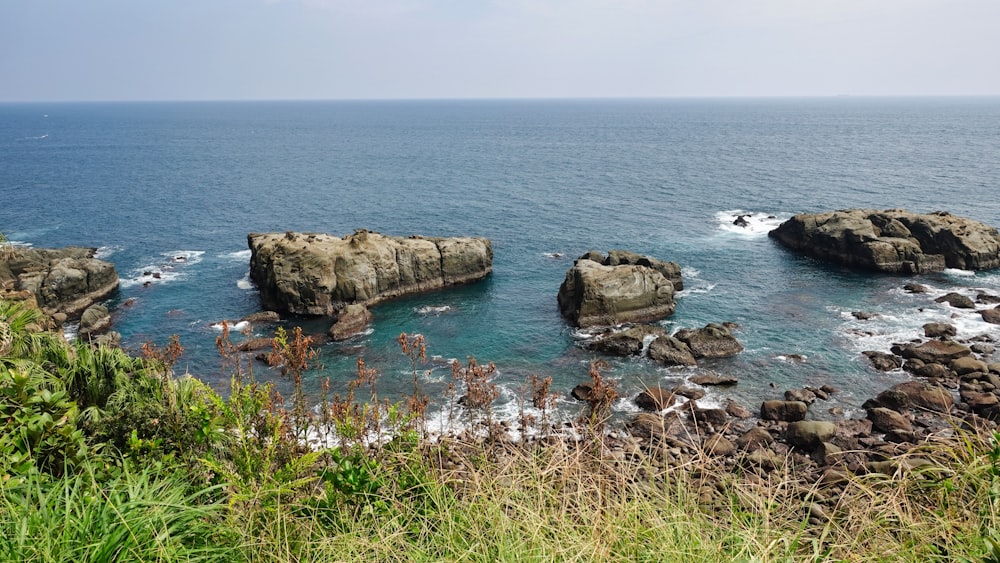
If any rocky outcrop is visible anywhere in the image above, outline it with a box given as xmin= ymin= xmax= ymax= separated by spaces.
xmin=674 ymin=323 xmax=743 ymax=359
xmin=769 ymin=209 xmax=1000 ymax=274
xmin=557 ymin=250 xmax=680 ymax=328
xmin=1 ymin=247 xmax=118 ymax=318
xmin=587 ymin=325 xmax=666 ymax=357
xmin=247 ymin=230 xmax=493 ymax=315
xmin=328 ymin=304 xmax=372 ymax=341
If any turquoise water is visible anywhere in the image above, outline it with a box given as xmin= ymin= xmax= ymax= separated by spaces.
xmin=3 ymin=98 xmax=1000 ymax=422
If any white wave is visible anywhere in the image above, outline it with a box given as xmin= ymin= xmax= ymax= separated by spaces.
xmin=62 ymin=322 xmax=79 ymax=342
xmin=679 ymin=283 xmax=717 ymax=296
xmin=236 ymin=273 xmax=254 ymax=290
xmin=94 ymin=245 xmax=122 ymax=259
xmin=682 ymin=266 xmax=700 ymax=279
xmin=163 ymin=250 xmax=205 ymax=264
xmin=943 ymin=268 xmax=976 ymax=278
xmin=715 ymin=209 xmax=789 ymax=237
xmin=542 ymin=252 xmax=566 ymax=259
xmin=415 ymin=305 xmax=452 ymax=315
xmin=211 ymin=320 xmax=249 ymax=332
xmin=222 ymin=249 xmax=252 ymax=262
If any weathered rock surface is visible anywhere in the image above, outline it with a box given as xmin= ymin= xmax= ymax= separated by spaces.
xmin=329 ymin=304 xmax=373 ymax=341
xmin=647 ymin=335 xmax=697 ymax=366
xmin=78 ymin=304 xmax=111 ymax=338
xmin=674 ymin=323 xmax=743 ymax=359
xmin=761 ymin=400 xmax=808 ymax=422
xmin=768 ymin=209 xmax=1000 ymax=274
xmin=558 ymin=251 xmax=679 ymax=327
xmin=1 ymin=247 xmax=118 ymax=318
xmin=935 ymin=292 xmax=975 ymax=309
xmin=634 ymin=387 xmax=676 ymax=411
xmin=247 ymin=230 xmax=492 ymax=315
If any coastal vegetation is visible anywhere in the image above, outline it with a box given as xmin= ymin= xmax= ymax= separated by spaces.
xmin=3 ymin=298 xmax=1000 ymax=561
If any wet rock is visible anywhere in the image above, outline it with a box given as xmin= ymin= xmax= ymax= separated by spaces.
xmin=589 ymin=324 xmax=667 ymax=357
xmin=329 ymin=303 xmax=372 ymax=340
xmin=785 ymin=388 xmax=818 ymax=405
xmin=852 ymin=311 xmax=876 ymax=320
xmin=688 ymin=406 xmax=728 ymax=428
xmin=971 ymin=343 xmax=996 ymax=356
xmin=978 ymin=293 xmax=1000 ymax=305
xmin=864 ymin=350 xmax=903 ymax=371
xmin=923 ymin=322 xmax=957 ymax=338
xmin=760 ymin=400 xmax=808 ymax=422
xmin=935 ymin=292 xmax=975 ymax=309
xmin=688 ymin=373 xmax=738 ymax=386
xmin=634 ymin=387 xmax=676 ymax=411
xmin=647 ymin=335 xmax=696 ymax=366
xmin=672 ymin=385 xmax=706 ymax=401
xmin=237 ymin=337 xmax=275 ymax=352
xmin=981 ymin=308 xmax=1000 ymax=325
xmin=908 ymin=361 xmax=952 ymax=379
xmin=904 ymin=283 xmax=928 ymax=293
xmin=240 ymin=311 xmax=281 ymax=324
xmin=725 ymin=401 xmax=753 ymax=419
xmin=571 ymin=383 xmax=594 ymax=401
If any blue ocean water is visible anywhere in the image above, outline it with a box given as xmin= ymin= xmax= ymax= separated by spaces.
xmin=3 ymin=98 xmax=1000 ymax=422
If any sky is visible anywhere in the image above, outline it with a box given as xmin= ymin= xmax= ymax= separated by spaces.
xmin=1 ymin=0 xmax=998 ymax=102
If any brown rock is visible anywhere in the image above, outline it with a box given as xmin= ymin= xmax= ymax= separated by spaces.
xmin=674 ymin=323 xmax=743 ymax=359
xmin=647 ymin=335 xmax=696 ymax=366
xmin=867 ymin=407 xmax=913 ymax=433
xmin=688 ymin=373 xmax=738 ymax=386
xmin=726 ymin=401 xmax=753 ymax=419
xmin=558 ymin=255 xmax=677 ymax=327
xmin=864 ymin=350 xmax=903 ymax=371
xmin=785 ymin=421 xmax=837 ymax=449
xmin=889 ymin=381 xmax=954 ymax=413
xmin=982 ymin=308 xmax=1000 ymax=325
xmin=736 ymin=427 xmax=774 ymax=451
xmin=634 ymin=387 xmax=676 ymax=411
xmin=923 ymin=322 xmax=957 ymax=338
xmin=785 ymin=388 xmax=817 ymax=405
xmin=760 ymin=400 xmax=808 ymax=422
xmin=329 ymin=304 xmax=372 ymax=340
xmin=935 ymin=292 xmax=975 ymax=309
xmin=703 ymin=433 xmax=736 ymax=457
xmin=589 ymin=325 xmax=667 ymax=357
xmin=951 ymin=356 xmax=988 ymax=375
xmin=898 ymin=340 xmax=972 ymax=363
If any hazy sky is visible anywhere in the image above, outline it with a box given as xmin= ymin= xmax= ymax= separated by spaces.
xmin=2 ymin=0 xmax=998 ymax=102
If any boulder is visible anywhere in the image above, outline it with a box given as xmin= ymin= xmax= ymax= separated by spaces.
xmin=672 ymin=385 xmax=706 ymax=401
xmin=923 ymin=322 xmax=957 ymax=338
xmin=78 ymin=304 xmax=111 ymax=337
xmin=328 ymin=304 xmax=372 ymax=341
xmin=904 ymin=283 xmax=928 ymax=293
xmin=673 ymin=323 xmax=743 ymax=359
xmin=688 ymin=373 xmax=738 ymax=386
xmin=589 ymin=325 xmax=666 ymax=357
xmin=785 ymin=388 xmax=817 ymax=405
xmin=889 ymin=381 xmax=954 ymax=413
xmin=768 ymin=209 xmax=1000 ymax=273
xmin=626 ymin=413 xmax=676 ymax=440
xmin=558 ymin=253 xmax=678 ymax=327
xmin=785 ymin=421 xmax=837 ymax=449
xmin=702 ymin=434 xmax=735 ymax=457
xmin=898 ymin=340 xmax=972 ymax=364
xmin=571 ymin=383 xmax=594 ymax=402
xmin=935 ymin=292 xmax=975 ymax=309
xmin=867 ymin=407 xmax=913 ymax=433
xmin=863 ymin=350 xmax=903 ymax=371
xmin=736 ymin=427 xmax=774 ymax=451
xmin=1 ymin=247 xmax=119 ymax=318
xmin=241 ymin=311 xmax=281 ymax=324
xmin=760 ymin=400 xmax=808 ymax=422
xmin=951 ymin=356 xmax=988 ymax=376
xmin=978 ymin=293 xmax=1000 ymax=305
xmin=982 ymin=308 xmax=1000 ymax=325
xmin=247 ymin=230 xmax=492 ymax=315
xmin=634 ymin=387 xmax=676 ymax=411
xmin=647 ymin=335 xmax=696 ymax=366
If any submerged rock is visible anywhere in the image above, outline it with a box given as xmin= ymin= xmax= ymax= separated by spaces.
xmin=768 ymin=209 xmax=1000 ymax=274
xmin=247 ymin=230 xmax=492 ymax=315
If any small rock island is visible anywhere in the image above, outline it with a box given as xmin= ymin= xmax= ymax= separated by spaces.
xmin=247 ymin=230 xmax=493 ymax=316
xmin=768 ymin=209 xmax=1000 ymax=273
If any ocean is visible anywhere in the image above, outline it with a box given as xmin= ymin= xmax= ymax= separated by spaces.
xmin=3 ymin=97 xmax=1000 ymax=424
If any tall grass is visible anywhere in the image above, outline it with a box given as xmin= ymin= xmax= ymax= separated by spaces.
xmin=0 ymin=462 xmax=232 ymax=562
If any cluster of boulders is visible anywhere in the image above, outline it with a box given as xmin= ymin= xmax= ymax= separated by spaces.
xmin=769 ymin=209 xmax=1000 ymax=274
xmin=1 ymin=246 xmax=119 ymax=338
xmin=585 ymin=322 xmax=743 ymax=368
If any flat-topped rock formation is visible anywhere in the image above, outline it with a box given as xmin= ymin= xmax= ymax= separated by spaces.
xmin=557 ymin=250 xmax=681 ymax=328
xmin=247 ymin=230 xmax=493 ymax=315
xmin=769 ymin=209 xmax=1000 ymax=274
xmin=0 ymin=246 xmax=118 ymax=318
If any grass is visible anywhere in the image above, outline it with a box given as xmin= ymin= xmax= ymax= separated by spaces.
xmin=3 ymin=300 xmax=1000 ymax=561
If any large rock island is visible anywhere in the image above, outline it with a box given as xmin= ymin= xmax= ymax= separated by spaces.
xmin=1 ymin=246 xmax=118 ymax=319
xmin=558 ymin=250 xmax=682 ymax=328
xmin=769 ymin=209 xmax=1000 ymax=274
xmin=248 ymin=230 xmax=493 ymax=315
